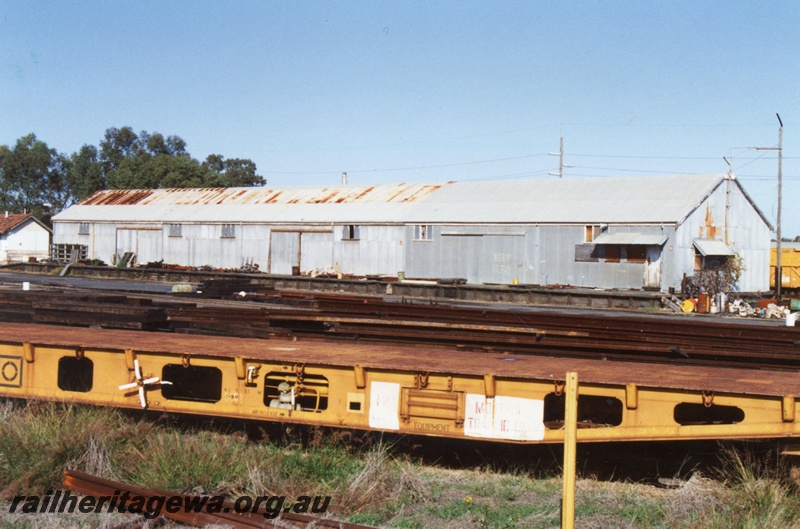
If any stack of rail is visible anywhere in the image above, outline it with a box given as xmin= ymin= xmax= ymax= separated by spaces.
xmin=0 ymin=287 xmax=797 ymax=370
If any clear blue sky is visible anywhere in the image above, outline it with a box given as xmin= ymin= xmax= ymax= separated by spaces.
xmin=2 ymin=1 xmax=798 ymax=236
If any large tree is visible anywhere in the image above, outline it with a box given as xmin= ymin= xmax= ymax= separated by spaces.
xmin=203 ymin=154 xmax=264 ymax=187
xmin=0 ymin=128 xmax=266 ymax=221
xmin=0 ymin=134 xmax=70 ymax=219
xmin=98 ymin=127 xmax=265 ymax=190
xmin=67 ymin=145 xmax=106 ymax=202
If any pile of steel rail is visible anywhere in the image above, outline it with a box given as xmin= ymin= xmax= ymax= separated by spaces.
xmin=0 ymin=286 xmax=798 ymax=370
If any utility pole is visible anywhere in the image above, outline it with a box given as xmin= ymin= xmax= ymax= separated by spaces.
xmin=756 ymin=114 xmax=783 ymax=298
xmin=722 ymin=153 xmax=733 ymax=246
xmin=548 ymin=126 xmax=572 ymax=178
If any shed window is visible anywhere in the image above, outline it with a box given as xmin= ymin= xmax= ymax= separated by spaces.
xmin=603 ymin=245 xmax=621 ymax=262
xmin=78 ymin=223 xmax=90 ymax=235
xmin=574 ymin=244 xmax=599 ymax=262
xmin=695 ymin=249 xmax=729 ymax=271
xmin=221 ymin=224 xmax=236 ymax=238
xmin=414 ymin=225 xmax=432 ymax=241
xmin=342 ymin=225 xmax=360 ymax=240
xmin=584 ymin=225 xmax=601 ymax=243
xmin=167 ymin=223 xmax=182 ymax=237
xmin=626 ymin=245 xmax=646 ymax=263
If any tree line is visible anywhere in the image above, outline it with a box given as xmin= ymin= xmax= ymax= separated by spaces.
xmin=0 ymin=127 xmax=266 ymax=222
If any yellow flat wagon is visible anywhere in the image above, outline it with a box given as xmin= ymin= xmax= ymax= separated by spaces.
xmin=2 ymin=322 xmax=800 ymax=445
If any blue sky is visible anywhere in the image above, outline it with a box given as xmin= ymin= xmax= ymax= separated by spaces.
xmin=2 ymin=1 xmax=798 ymax=236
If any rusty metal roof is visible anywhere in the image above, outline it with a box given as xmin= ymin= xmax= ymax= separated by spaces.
xmin=54 ymin=174 xmax=763 ymax=227
xmin=78 ymin=183 xmax=443 ymax=206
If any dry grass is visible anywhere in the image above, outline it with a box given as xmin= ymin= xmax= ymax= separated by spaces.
xmin=4 ymin=400 xmax=800 ymax=528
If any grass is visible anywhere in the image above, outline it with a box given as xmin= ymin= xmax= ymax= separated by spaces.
xmin=3 ymin=399 xmax=800 ymax=528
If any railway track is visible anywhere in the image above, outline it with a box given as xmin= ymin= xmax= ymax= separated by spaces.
xmin=3 ymin=276 xmax=798 ymax=526
xmin=1 ymin=279 xmax=799 ymax=446
xmin=0 ymin=285 xmax=797 ymax=371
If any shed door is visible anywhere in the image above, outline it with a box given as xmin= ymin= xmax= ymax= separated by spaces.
xmin=644 ymin=246 xmax=662 ymax=289
xmin=116 ymin=229 xmax=163 ymax=265
xmin=269 ymin=231 xmax=300 ymax=274
xmin=300 ymin=232 xmax=333 ymax=272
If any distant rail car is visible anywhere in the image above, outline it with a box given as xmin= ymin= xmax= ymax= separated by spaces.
xmin=771 ymin=245 xmax=800 ymax=291
xmin=2 ymin=322 xmax=800 ymax=445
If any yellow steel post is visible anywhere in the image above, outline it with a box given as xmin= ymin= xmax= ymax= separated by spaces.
xmin=562 ymin=371 xmax=578 ymax=529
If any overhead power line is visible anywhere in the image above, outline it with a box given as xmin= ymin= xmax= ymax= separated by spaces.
xmin=262 ymin=153 xmax=548 ymax=175
xmin=260 ymin=147 xmax=794 ymax=180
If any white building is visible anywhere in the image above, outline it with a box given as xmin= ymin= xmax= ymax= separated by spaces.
xmin=0 ymin=213 xmax=52 ymax=263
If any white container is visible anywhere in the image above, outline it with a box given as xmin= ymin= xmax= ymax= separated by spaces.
xmin=22 ymin=282 xmax=30 ymax=291
xmin=716 ymin=293 xmax=728 ymax=313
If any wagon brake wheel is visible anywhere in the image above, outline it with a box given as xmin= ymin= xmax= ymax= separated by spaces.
xmin=118 ymin=358 xmax=172 ymax=408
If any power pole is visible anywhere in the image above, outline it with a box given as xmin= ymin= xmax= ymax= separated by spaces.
xmin=722 ymin=153 xmax=733 ymax=246
xmin=548 ymin=127 xmax=572 ymax=178
xmin=756 ymin=114 xmax=783 ymax=298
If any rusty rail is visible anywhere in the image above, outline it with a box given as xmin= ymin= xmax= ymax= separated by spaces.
xmin=63 ymin=469 xmax=372 ymax=529
xmin=1 ymin=287 xmax=798 ymax=370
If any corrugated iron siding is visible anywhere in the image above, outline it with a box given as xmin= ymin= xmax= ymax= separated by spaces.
xmin=672 ymin=181 xmax=770 ymax=291
xmin=404 ymin=224 xmax=673 ymax=288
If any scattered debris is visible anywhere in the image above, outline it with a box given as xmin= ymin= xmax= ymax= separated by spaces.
xmin=662 ymin=292 xmax=797 ymax=321
xmin=660 ymin=295 xmax=683 ymax=313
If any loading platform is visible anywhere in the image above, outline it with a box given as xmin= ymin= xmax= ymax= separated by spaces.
xmin=2 ymin=322 xmax=799 ymax=444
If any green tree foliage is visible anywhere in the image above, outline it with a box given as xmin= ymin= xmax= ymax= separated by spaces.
xmin=0 ymin=129 xmax=265 ymax=222
xmin=203 ymin=154 xmax=264 ymax=187
xmin=99 ymin=127 xmax=265 ymax=190
xmin=0 ymin=134 xmax=69 ymax=221
xmin=68 ymin=145 xmax=106 ymax=201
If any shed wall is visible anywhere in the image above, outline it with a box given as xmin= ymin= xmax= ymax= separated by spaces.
xmin=50 ymin=176 xmax=770 ymax=291
xmin=404 ymin=224 xmax=673 ymax=289
xmin=671 ymin=181 xmax=770 ymax=292
xmin=53 ymin=221 xmax=405 ymax=275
